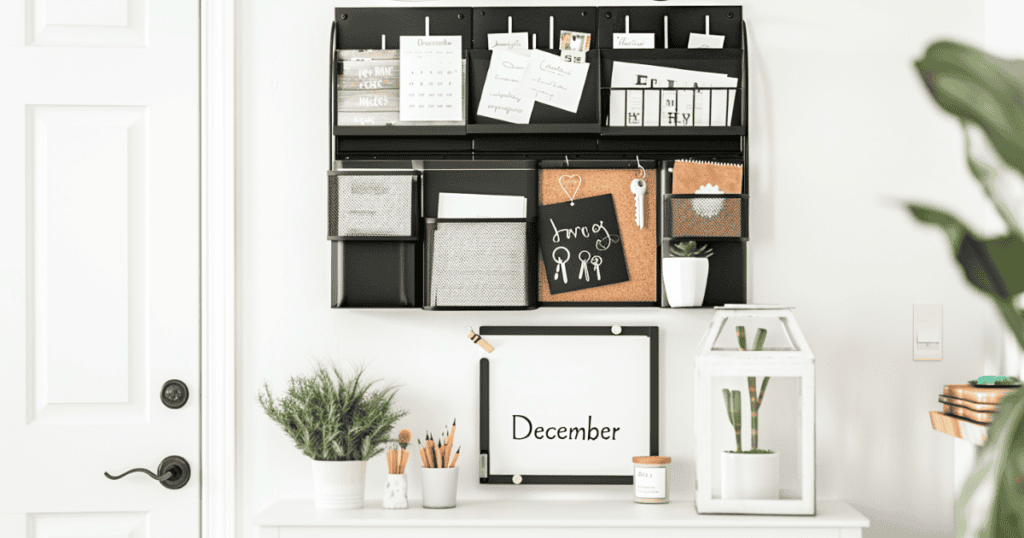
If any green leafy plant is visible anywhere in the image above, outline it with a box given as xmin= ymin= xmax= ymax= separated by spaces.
xmin=912 ymin=41 xmax=1024 ymax=537
xmin=258 ymin=364 xmax=408 ymax=461
xmin=669 ymin=240 xmax=713 ymax=258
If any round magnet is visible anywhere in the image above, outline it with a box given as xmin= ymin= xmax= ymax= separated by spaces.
xmin=611 ymin=325 xmax=622 ymax=335
xmin=513 ymin=474 xmax=523 ymax=485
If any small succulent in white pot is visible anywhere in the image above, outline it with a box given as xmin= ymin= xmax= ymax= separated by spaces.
xmin=662 ymin=240 xmax=713 ymax=308
xmin=258 ymin=364 xmax=408 ymax=510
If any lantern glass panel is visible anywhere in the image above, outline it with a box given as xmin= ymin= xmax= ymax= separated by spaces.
xmin=710 ymin=375 xmax=804 ymax=500
xmin=710 ymin=315 xmax=800 ymax=352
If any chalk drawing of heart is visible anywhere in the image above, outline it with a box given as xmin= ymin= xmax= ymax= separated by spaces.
xmin=558 ymin=174 xmax=582 ymax=204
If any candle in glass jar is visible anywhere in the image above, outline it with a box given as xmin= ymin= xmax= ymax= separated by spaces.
xmin=633 ymin=456 xmax=671 ymax=503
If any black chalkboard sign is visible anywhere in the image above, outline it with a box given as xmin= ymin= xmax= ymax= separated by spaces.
xmin=538 ymin=194 xmax=629 ymax=294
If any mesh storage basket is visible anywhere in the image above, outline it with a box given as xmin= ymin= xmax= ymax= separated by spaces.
xmin=328 ymin=172 xmax=418 ymax=238
xmin=665 ymin=194 xmax=747 ymax=238
xmin=424 ymin=219 xmax=535 ymax=309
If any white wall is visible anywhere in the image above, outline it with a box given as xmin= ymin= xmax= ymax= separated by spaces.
xmin=238 ymin=1 xmax=996 ymax=537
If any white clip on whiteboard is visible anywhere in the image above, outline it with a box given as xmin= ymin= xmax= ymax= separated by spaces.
xmin=479 ymin=326 xmax=659 ymax=485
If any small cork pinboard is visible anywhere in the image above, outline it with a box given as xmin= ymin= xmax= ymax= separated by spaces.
xmin=538 ymin=164 xmax=659 ymax=305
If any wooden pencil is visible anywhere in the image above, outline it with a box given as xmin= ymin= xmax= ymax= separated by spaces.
xmin=399 ymin=449 xmax=410 ymax=474
xmin=418 ymin=440 xmax=428 ymax=467
xmin=434 ymin=443 xmax=443 ymax=469
xmin=425 ymin=433 xmax=436 ymax=468
xmin=449 ymin=447 xmax=460 ymax=468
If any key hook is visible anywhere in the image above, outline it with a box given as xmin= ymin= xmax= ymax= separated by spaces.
xmin=635 ymin=156 xmax=646 ymax=181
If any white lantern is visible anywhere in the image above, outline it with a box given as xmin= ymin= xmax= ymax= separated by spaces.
xmin=695 ymin=305 xmax=815 ymax=515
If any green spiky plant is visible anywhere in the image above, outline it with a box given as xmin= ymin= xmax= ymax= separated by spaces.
xmin=258 ymin=364 xmax=408 ymax=461
xmin=669 ymin=240 xmax=713 ymax=258
xmin=724 ymin=327 xmax=772 ymax=453
xmin=912 ymin=41 xmax=1024 ymax=537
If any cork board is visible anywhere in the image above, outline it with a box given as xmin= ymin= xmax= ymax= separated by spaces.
xmin=539 ymin=168 xmax=658 ymax=303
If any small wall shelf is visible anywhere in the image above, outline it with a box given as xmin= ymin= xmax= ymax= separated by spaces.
xmin=256 ymin=499 xmax=870 ymax=538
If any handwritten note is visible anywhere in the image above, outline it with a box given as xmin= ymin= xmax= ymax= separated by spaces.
xmin=399 ymin=35 xmax=463 ymax=122
xmin=516 ymin=50 xmax=590 ymax=114
xmin=612 ymin=33 xmax=655 ymax=49
xmin=476 ymin=50 xmax=534 ymax=124
xmin=488 ymin=32 xmax=529 ymax=50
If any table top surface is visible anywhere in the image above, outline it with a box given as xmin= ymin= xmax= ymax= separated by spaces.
xmin=255 ymin=499 xmax=870 ymax=528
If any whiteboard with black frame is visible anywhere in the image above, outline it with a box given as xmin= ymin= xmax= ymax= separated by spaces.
xmin=479 ymin=326 xmax=659 ymax=485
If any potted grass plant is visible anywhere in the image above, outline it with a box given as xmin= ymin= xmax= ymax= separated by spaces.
xmin=663 ymin=240 xmax=713 ymax=307
xmin=258 ymin=364 xmax=408 ymax=510
xmin=720 ymin=328 xmax=779 ymax=499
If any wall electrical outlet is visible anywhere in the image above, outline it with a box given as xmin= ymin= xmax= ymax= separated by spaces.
xmin=914 ymin=304 xmax=942 ymax=361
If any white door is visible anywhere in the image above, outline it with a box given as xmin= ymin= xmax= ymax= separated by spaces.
xmin=0 ymin=0 xmax=200 ymax=536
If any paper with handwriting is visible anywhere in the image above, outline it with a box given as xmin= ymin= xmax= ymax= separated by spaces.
xmin=476 ymin=49 xmax=534 ymax=124
xmin=516 ymin=50 xmax=590 ymax=114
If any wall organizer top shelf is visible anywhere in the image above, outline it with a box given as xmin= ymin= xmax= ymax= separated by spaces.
xmin=328 ymin=6 xmax=750 ymax=311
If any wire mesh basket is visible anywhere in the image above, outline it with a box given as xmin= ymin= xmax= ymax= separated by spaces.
xmin=423 ymin=218 xmax=536 ymax=309
xmin=328 ymin=171 xmax=419 ymax=238
xmin=664 ymin=194 xmax=747 ymax=238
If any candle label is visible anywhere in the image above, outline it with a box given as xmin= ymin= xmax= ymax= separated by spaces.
xmin=634 ymin=467 xmax=666 ymax=498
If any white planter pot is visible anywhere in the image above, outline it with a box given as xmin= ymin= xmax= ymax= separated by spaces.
xmin=662 ymin=257 xmax=710 ymax=308
xmin=720 ymin=451 xmax=779 ymax=500
xmin=420 ymin=466 xmax=459 ymax=509
xmin=311 ymin=460 xmax=366 ymax=510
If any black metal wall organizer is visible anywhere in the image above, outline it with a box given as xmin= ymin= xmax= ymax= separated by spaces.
xmin=329 ymin=6 xmax=749 ymax=310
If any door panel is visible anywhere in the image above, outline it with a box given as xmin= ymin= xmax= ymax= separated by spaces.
xmin=0 ymin=0 xmax=200 ymax=535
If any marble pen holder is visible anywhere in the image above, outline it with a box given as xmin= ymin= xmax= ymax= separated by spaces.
xmin=382 ymin=473 xmax=409 ymax=509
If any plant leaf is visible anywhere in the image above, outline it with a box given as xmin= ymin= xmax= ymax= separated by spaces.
xmin=907 ymin=204 xmax=1024 ymax=299
xmin=956 ymin=387 xmax=1024 ymax=537
xmin=916 ymin=41 xmax=1024 ymax=178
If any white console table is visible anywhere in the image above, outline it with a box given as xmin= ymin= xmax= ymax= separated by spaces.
xmin=256 ymin=499 xmax=869 ymax=538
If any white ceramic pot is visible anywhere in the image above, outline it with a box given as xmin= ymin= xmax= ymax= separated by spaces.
xmin=662 ymin=257 xmax=710 ymax=308
xmin=382 ymin=473 xmax=409 ymax=509
xmin=720 ymin=451 xmax=779 ymax=500
xmin=311 ymin=460 xmax=367 ymax=510
xmin=420 ymin=467 xmax=459 ymax=509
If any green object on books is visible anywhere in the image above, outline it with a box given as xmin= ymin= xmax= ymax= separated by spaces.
xmin=973 ymin=376 xmax=1021 ymax=386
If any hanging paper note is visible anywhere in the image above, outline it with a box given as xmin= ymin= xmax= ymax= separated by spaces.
xmin=488 ymin=32 xmax=530 ymax=50
xmin=539 ymin=194 xmax=629 ymax=294
xmin=612 ymin=33 xmax=655 ymax=49
xmin=516 ymin=50 xmax=590 ymax=114
xmin=476 ymin=49 xmax=534 ymax=124
xmin=399 ymin=35 xmax=463 ymax=122
xmin=688 ymin=33 xmax=725 ymax=49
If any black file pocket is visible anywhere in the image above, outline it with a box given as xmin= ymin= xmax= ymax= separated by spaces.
xmin=423 ymin=218 xmax=537 ymax=310
xmin=600 ymin=49 xmax=743 ymax=129
xmin=332 ymin=241 xmax=420 ymax=308
xmin=328 ymin=171 xmax=420 ymax=240
xmin=663 ymin=194 xmax=748 ymax=239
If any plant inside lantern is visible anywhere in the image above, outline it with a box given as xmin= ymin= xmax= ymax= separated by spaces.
xmin=720 ymin=327 xmax=780 ymax=500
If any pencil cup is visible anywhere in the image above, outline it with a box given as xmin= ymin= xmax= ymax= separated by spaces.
xmin=420 ymin=467 xmax=459 ymax=509
xmin=382 ymin=474 xmax=409 ymax=509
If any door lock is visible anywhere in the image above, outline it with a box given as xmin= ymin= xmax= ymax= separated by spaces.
xmin=104 ymin=455 xmax=191 ymax=490
xmin=161 ymin=379 xmax=189 ymax=409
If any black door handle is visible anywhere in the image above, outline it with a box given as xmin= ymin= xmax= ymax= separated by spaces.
xmin=104 ymin=455 xmax=190 ymax=489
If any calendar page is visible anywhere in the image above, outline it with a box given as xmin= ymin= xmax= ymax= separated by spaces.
xmin=399 ymin=35 xmax=464 ymax=122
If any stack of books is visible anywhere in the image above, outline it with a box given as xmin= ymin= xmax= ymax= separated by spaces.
xmin=930 ymin=381 xmax=1017 ymax=445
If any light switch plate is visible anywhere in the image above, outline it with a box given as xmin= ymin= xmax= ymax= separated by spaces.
xmin=914 ymin=304 xmax=942 ymax=361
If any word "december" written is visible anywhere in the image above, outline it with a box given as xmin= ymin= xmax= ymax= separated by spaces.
xmin=513 ymin=415 xmax=621 ymax=441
